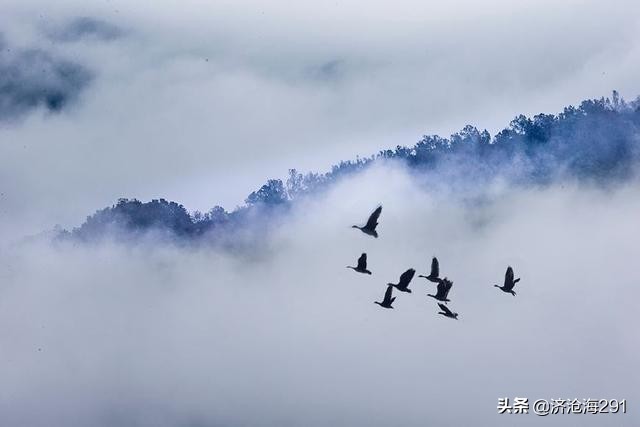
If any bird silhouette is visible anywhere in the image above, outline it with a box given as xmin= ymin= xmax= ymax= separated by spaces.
xmin=418 ymin=257 xmax=440 ymax=283
xmin=388 ymin=268 xmax=415 ymax=293
xmin=494 ymin=266 xmax=520 ymax=296
xmin=352 ymin=205 xmax=382 ymax=238
xmin=375 ymin=285 xmax=396 ymax=309
xmin=437 ymin=303 xmax=459 ymax=319
xmin=347 ymin=253 xmax=372 ymax=275
xmin=428 ymin=277 xmax=453 ymax=303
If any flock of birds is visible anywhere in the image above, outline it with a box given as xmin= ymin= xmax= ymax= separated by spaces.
xmin=349 ymin=206 xmax=521 ymax=319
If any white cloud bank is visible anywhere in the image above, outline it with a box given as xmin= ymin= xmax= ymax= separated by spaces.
xmin=1 ymin=165 xmax=638 ymax=426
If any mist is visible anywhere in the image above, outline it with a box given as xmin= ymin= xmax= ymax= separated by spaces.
xmin=1 ymin=164 xmax=638 ymax=426
xmin=2 ymin=0 xmax=640 ymax=243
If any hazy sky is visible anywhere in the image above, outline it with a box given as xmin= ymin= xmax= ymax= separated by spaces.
xmin=1 ymin=0 xmax=640 ymax=240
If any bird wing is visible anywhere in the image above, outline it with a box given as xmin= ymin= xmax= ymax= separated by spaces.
xmin=438 ymin=303 xmax=453 ymax=315
xmin=505 ymin=266 xmax=514 ymax=284
xmin=357 ymin=253 xmax=367 ymax=269
xmin=430 ymin=257 xmax=439 ymax=277
xmin=503 ymin=266 xmax=515 ymax=290
xmin=383 ymin=285 xmax=393 ymax=304
xmin=399 ymin=268 xmax=416 ymax=286
xmin=435 ymin=278 xmax=446 ymax=297
xmin=443 ymin=278 xmax=453 ymax=298
xmin=365 ymin=205 xmax=382 ymax=229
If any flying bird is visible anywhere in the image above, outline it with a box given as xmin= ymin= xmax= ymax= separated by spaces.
xmin=418 ymin=257 xmax=440 ymax=283
xmin=437 ymin=303 xmax=459 ymax=320
xmin=428 ymin=277 xmax=453 ymax=303
xmin=352 ymin=205 xmax=382 ymax=238
xmin=388 ymin=268 xmax=416 ymax=293
xmin=494 ymin=266 xmax=521 ymax=296
xmin=375 ymin=285 xmax=396 ymax=309
xmin=347 ymin=253 xmax=372 ymax=275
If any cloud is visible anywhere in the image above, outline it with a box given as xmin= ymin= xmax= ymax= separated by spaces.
xmin=0 ymin=0 xmax=639 ymax=244
xmin=46 ymin=17 xmax=124 ymax=42
xmin=0 ymin=165 xmax=638 ymax=426
xmin=0 ymin=35 xmax=92 ymax=121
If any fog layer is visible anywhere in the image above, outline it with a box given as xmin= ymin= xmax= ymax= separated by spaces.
xmin=1 ymin=165 xmax=638 ymax=426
